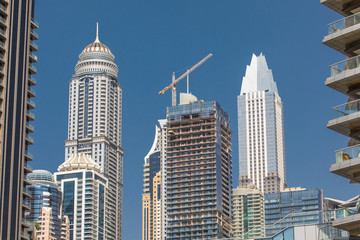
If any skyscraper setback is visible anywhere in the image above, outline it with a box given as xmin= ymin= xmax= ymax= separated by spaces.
xmin=64 ymin=25 xmax=123 ymax=239
xmin=238 ymin=53 xmax=286 ymax=194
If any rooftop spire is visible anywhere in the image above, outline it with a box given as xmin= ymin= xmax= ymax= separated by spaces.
xmin=95 ymin=22 xmax=99 ymax=42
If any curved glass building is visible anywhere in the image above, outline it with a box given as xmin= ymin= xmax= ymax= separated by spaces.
xmin=25 ymin=170 xmax=62 ymax=239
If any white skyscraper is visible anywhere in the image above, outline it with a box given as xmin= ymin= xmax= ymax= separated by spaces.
xmin=64 ymin=24 xmax=123 ymax=239
xmin=238 ymin=53 xmax=286 ymax=194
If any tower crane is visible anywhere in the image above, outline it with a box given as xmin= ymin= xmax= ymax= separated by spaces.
xmin=159 ymin=53 xmax=213 ymax=106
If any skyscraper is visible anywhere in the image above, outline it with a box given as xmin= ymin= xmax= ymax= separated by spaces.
xmin=64 ymin=24 xmax=123 ymax=239
xmin=55 ymin=154 xmax=109 ymax=240
xmin=166 ymin=94 xmax=233 ymax=239
xmin=322 ymin=0 xmax=360 ymax=237
xmin=238 ymin=53 xmax=286 ymax=194
xmin=232 ymin=185 xmax=265 ymax=239
xmin=0 ymin=1 xmax=38 ymax=239
xmin=26 ymin=170 xmax=62 ymax=239
xmin=142 ymin=120 xmax=167 ymax=240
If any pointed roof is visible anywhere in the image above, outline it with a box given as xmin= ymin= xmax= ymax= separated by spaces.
xmin=240 ymin=53 xmax=278 ymax=95
xmin=81 ymin=22 xmax=112 ymax=54
xmin=58 ymin=153 xmax=101 ymax=173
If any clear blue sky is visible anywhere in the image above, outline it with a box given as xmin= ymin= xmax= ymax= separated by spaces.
xmin=32 ymin=0 xmax=357 ymax=239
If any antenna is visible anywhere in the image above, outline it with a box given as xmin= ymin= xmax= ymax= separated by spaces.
xmin=95 ymin=22 xmax=99 ymax=42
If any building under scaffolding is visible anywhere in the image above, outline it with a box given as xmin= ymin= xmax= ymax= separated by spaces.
xmin=166 ymin=94 xmax=233 ymax=239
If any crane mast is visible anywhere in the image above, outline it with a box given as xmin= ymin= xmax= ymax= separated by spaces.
xmin=159 ymin=53 xmax=213 ymax=106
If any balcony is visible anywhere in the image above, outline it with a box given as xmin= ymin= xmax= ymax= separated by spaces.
xmin=0 ymin=4 xmax=6 ymax=16
xmin=29 ymin=53 xmax=37 ymax=63
xmin=27 ymin=111 xmax=34 ymax=121
xmin=326 ymin=55 xmax=360 ymax=96
xmin=333 ymin=212 xmax=360 ymax=237
xmin=24 ymin=151 xmax=33 ymax=161
xmin=27 ymin=99 xmax=35 ymax=109
xmin=28 ymin=77 xmax=36 ymax=86
xmin=25 ymin=134 xmax=34 ymax=144
xmin=321 ymin=0 xmax=360 ymax=17
xmin=323 ymin=12 xmax=360 ymax=57
xmin=327 ymin=99 xmax=360 ymax=139
xmin=29 ymin=40 xmax=37 ymax=51
xmin=0 ymin=15 xmax=6 ymax=27
xmin=31 ymin=18 xmax=39 ymax=28
xmin=28 ymin=87 xmax=35 ymax=97
xmin=331 ymin=145 xmax=360 ymax=182
xmin=26 ymin=122 xmax=34 ymax=133
xmin=29 ymin=64 xmax=36 ymax=74
xmin=30 ymin=29 xmax=38 ymax=40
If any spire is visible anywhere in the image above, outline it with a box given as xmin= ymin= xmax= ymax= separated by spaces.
xmin=95 ymin=22 xmax=99 ymax=42
xmin=240 ymin=53 xmax=278 ymax=95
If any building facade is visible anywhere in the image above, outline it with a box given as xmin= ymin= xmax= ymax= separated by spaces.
xmin=26 ymin=170 xmax=62 ymax=239
xmin=64 ymin=25 xmax=123 ymax=239
xmin=142 ymin=120 xmax=167 ymax=240
xmin=166 ymin=95 xmax=233 ymax=239
xmin=232 ymin=185 xmax=265 ymax=239
xmin=55 ymin=154 xmax=108 ymax=240
xmin=322 ymin=0 xmax=360 ymax=237
xmin=36 ymin=207 xmax=56 ymax=240
xmin=238 ymin=53 xmax=286 ymax=194
xmin=264 ymin=188 xmax=324 ymax=236
xmin=0 ymin=0 xmax=38 ymax=239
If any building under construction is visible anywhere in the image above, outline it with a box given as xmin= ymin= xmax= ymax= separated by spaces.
xmin=166 ymin=94 xmax=233 ymax=239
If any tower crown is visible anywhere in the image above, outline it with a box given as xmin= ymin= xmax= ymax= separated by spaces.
xmin=75 ymin=23 xmax=118 ymax=78
xmin=240 ymin=53 xmax=278 ymax=95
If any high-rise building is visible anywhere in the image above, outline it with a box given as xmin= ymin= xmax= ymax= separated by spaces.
xmin=36 ymin=207 xmax=56 ymax=240
xmin=0 ymin=1 xmax=38 ymax=239
xmin=61 ymin=216 xmax=70 ymax=240
xmin=142 ymin=120 xmax=167 ymax=240
xmin=64 ymin=24 xmax=123 ymax=239
xmin=166 ymin=94 xmax=233 ymax=239
xmin=238 ymin=53 xmax=286 ymax=194
xmin=321 ymin=0 xmax=360 ymax=237
xmin=264 ymin=188 xmax=324 ymax=236
xmin=232 ymin=185 xmax=265 ymax=239
xmin=26 ymin=170 xmax=62 ymax=239
xmin=54 ymin=154 xmax=108 ymax=240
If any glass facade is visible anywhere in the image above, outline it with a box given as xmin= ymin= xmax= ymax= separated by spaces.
xmin=25 ymin=172 xmax=62 ymax=239
xmin=265 ymin=188 xmax=323 ymax=236
xmin=55 ymin=170 xmax=108 ymax=240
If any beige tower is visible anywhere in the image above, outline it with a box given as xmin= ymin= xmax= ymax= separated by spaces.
xmin=232 ymin=185 xmax=265 ymax=239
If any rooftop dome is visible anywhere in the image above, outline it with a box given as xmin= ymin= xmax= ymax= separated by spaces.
xmin=81 ymin=23 xmax=112 ymax=55
xmin=58 ymin=153 xmax=101 ymax=173
xmin=27 ymin=169 xmax=54 ymax=182
xmin=75 ymin=23 xmax=118 ymax=78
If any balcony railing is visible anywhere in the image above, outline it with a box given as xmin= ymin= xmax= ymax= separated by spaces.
xmin=29 ymin=64 xmax=36 ymax=72
xmin=330 ymin=55 xmax=360 ymax=76
xmin=30 ymin=29 xmax=38 ymax=38
xmin=0 ymin=16 xmax=6 ymax=25
xmin=26 ymin=134 xmax=34 ymax=143
xmin=26 ymin=123 xmax=34 ymax=131
xmin=28 ymin=87 xmax=36 ymax=95
xmin=29 ymin=77 xmax=36 ymax=85
xmin=30 ymin=40 xmax=38 ymax=49
xmin=31 ymin=17 xmax=39 ymax=27
xmin=328 ymin=12 xmax=360 ymax=34
xmin=25 ymin=150 xmax=33 ymax=160
xmin=335 ymin=145 xmax=360 ymax=163
xmin=332 ymin=99 xmax=360 ymax=119
xmin=27 ymin=111 xmax=35 ymax=119
xmin=27 ymin=99 xmax=35 ymax=108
